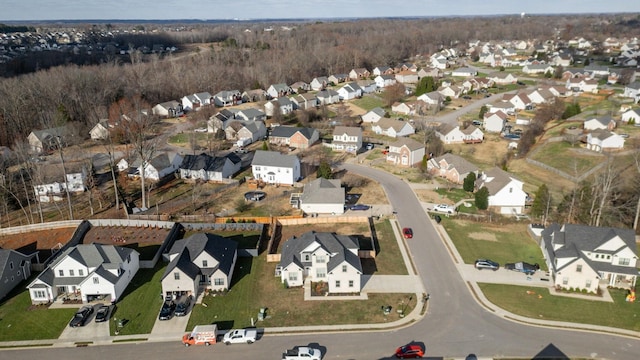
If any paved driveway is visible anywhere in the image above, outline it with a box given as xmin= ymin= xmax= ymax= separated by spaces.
xmin=58 ymin=304 xmax=111 ymax=341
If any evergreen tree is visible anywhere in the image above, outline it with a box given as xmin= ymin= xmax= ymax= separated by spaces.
xmin=475 ymin=186 xmax=489 ymax=210
xmin=463 ymin=172 xmax=476 ymax=192
xmin=317 ymin=160 xmax=333 ymax=179
xmin=478 ymin=105 xmax=488 ymax=119
xmin=531 ymin=184 xmax=552 ymax=220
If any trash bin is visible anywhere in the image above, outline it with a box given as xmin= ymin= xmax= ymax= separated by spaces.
xmin=434 ymin=215 xmax=442 ymax=223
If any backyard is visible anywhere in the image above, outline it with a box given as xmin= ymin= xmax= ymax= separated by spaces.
xmin=529 ymin=141 xmax=605 ymax=176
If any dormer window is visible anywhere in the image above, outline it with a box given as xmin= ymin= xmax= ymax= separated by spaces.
xmin=304 ymin=254 xmax=310 ymax=262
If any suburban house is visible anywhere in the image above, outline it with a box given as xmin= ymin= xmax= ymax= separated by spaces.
xmin=27 ymin=243 xmax=140 ymax=304
xmin=331 ymin=126 xmax=362 ymax=153
xmin=586 ymin=129 xmax=625 ymax=152
xmin=337 ymin=82 xmax=363 ymax=100
xmin=276 ymin=231 xmax=363 ymax=294
xmin=540 ymin=223 xmax=638 ymax=293
xmin=264 ymin=97 xmax=294 ymax=117
xmin=416 ymin=91 xmax=444 ymax=108
xmin=161 ymin=233 xmax=238 ymax=298
xmin=297 ymin=178 xmax=345 ymax=215
xmin=584 ymin=115 xmax=616 ymax=131
xmin=224 ymin=120 xmax=267 ymax=144
xmin=392 ymin=102 xmax=413 ymax=115
xmin=267 ymin=83 xmax=293 ymax=99
xmin=236 ymin=108 xmax=267 ymax=122
xmin=361 ymin=107 xmax=386 ymax=123
xmin=373 ymin=66 xmax=394 ymax=76
xmin=0 ymin=249 xmax=33 ymax=301
xmin=291 ymin=93 xmax=319 ymax=110
xmin=310 ymin=77 xmax=329 ymax=91
xmin=566 ymin=78 xmax=599 ymax=93
xmin=462 ymin=125 xmax=484 ymax=143
xmin=241 ymin=89 xmax=268 ymax=103
xmin=527 ymin=88 xmax=556 ymax=104
xmin=503 ymin=93 xmax=532 ymax=110
xmin=289 ymin=81 xmax=310 ymax=93
xmin=89 ymin=120 xmax=113 ymax=140
xmin=487 ymin=72 xmax=518 ymax=85
xmin=372 ymin=118 xmax=415 ymax=138
xmin=181 ymin=92 xmax=212 ymax=111
xmin=179 ymin=153 xmax=242 ymax=182
xmin=375 ymin=74 xmax=397 ymax=88
xmin=621 ymin=108 xmax=640 ymax=123
xmin=152 ymin=100 xmax=183 ymax=118
xmin=522 ymin=64 xmax=555 ymax=75
xmin=483 ymin=111 xmax=508 ymax=133
xmin=138 ymin=152 xmax=183 ymax=181
xmin=622 ymin=82 xmax=640 ymax=102
xmin=488 ymin=101 xmax=516 ymax=115
xmin=27 ymin=124 xmax=78 ymax=154
xmin=316 ymin=89 xmax=340 ymax=105
xmin=475 ymin=167 xmax=527 ymax=214
xmin=269 ymin=126 xmax=319 ymax=149
xmin=213 ymin=90 xmax=242 ymax=107
xmin=427 ymin=153 xmax=479 ymax=184
xmin=328 ymin=74 xmax=348 ymax=85
xmin=34 ymin=170 xmax=87 ymax=203
xmin=395 ymin=70 xmax=419 ymax=84
xmin=386 ymin=137 xmax=425 ymax=167
xmin=251 ymin=150 xmax=301 ymax=185
xmin=357 ymin=80 xmax=377 ymax=94
xmin=451 ymin=67 xmax=478 ymax=77
xmin=436 ymin=124 xmax=466 ymax=144
xmin=349 ymin=68 xmax=371 ymax=80
xmin=438 ymin=85 xmax=464 ymax=99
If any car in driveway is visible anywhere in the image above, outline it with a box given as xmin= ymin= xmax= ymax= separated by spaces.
xmin=94 ymin=304 xmax=111 ymax=323
xmin=504 ymin=261 xmax=539 ymax=275
xmin=402 ymin=227 xmax=413 ymax=239
xmin=159 ymin=300 xmax=176 ymax=320
xmin=433 ymin=204 xmax=455 ymax=214
xmin=474 ymin=259 xmax=499 ymax=271
xmin=69 ymin=305 xmax=94 ymax=327
xmin=175 ymin=296 xmax=192 ymax=317
xmin=349 ymin=204 xmax=370 ymax=211
xmin=395 ymin=344 xmax=424 ymax=358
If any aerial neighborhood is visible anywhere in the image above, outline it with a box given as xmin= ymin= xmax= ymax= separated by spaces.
xmin=1 ymin=15 xmax=640 ymax=359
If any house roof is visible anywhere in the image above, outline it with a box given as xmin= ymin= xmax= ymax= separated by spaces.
xmin=300 ymin=178 xmax=344 ymax=205
xmin=375 ymin=118 xmax=411 ymax=132
xmin=389 ymin=137 xmax=424 ymax=151
xmin=461 ymin=125 xmax=481 ymax=135
xmin=147 ymin=152 xmax=180 ymax=171
xmin=162 ymin=233 xmax=238 ymax=281
xmin=367 ymin=107 xmax=386 ymax=117
xmin=585 ymin=115 xmax=613 ymax=126
xmin=237 ymin=108 xmax=265 ymax=119
xmin=626 ymin=81 xmax=640 ymax=90
xmin=476 ymin=167 xmax=521 ymax=196
xmin=30 ymin=125 xmax=72 ymax=142
xmin=252 ymin=150 xmax=299 ymax=168
xmin=0 ymin=249 xmax=33 ymax=273
xmin=278 ymin=231 xmax=361 ymax=273
xmin=333 ymin=126 xmax=362 ymax=137
xmin=180 ymin=153 xmax=241 ymax=172
xmin=270 ymin=126 xmax=317 ymax=140
xmin=317 ymin=89 xmax=339 ymax=98
xmin=433 ymin=153 xmax=478 ymax=175
xmin=589 ymin=129 xmax=617 ymax=141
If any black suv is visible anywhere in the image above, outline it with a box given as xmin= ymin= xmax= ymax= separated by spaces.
xmin=474 ymin=259 xmax=500 ymax=271
xmin=69 ymin=305 xmax=94 ymax=327
xmin=158 ymin=300 xmax=176 ymax=320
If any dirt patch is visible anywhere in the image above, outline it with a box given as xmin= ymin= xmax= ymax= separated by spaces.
xmin=0 ymin=228 xmax=77 ymax=259
xmin=414 ymin=189 xmax=443 ymax=203
xmin=83 ymin=226 xmax=170 ymax=246
xmin=446 ymin=135 xmax=510 ymax=169
xmin=468 ymin=232 xmax=498 ymax=241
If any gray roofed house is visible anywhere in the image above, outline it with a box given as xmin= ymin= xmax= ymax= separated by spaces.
xmin=361 ymin=107 xmax=386 ymax=123
xmin=140 ymin=152 xmax=183 ymax=181
xmin=27 ymin=124 xmax=79 ymax=154
xmin=475 ymin=167 xmax=527 ymax=214
xmin=269 ymin=126 xmax=319 ymax=149
xmin=213 ymin=90 xmax=242 ymax=107
xmin=27 ymin=243 xmax=140 ymax=304
xmin=276 ymin=231 xmax=362 ymax=294
xmin=224 ymin=119 xmax=267 ymax=142
xmin=299 ymin=178 xmax=345 ymax=214
xmin=316 ymin=89 xmax=340 ymax=105
xmin=267 ymin=83 xmax=293 ymax=99
xmin=235 ymin=108 xmax=266 ymax=122
xmin=583 ymin=115 xmax=616 ymax=131
xmin=161 ymin=233 xmax=238 ymax=298
xmin=0 ymin=249 xmax=34 ymax=301
xmin=371 ymin=118 xmax=415 ymax=138
xmin=386 ymin=137 xmax=425 ymax=167
xmin=427 ymin=153 xmax=478 ymax=184
xmin=331 ymin=126 xmax=363 ymax=153
xmin=540 ymin=223 xmax=638 ymax=293
xmin=264 ymin=96 xmax=294 ymax=117
xmin=251 ymin=150 xmax=301 ymax=185
xmin=152 ymin=100 xmax=184 ymax=118
xmin=179 ymin=153 xmax=242 ymax=182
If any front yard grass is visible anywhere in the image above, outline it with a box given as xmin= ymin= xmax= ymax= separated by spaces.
xmin=479 ymin=284 xmax=640 ymax=332
xmin=351 ymin=95 xmax=385 ymax=112
xmin=0 ymin=290 xmax=76 ymax=341
xmin=369 ymin=219 xmax=409 ymax=275
xmin=187 ymin=256 xmax=415 ymax=331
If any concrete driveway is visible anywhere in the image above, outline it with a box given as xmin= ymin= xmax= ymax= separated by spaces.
xmin=58 ymin=304 xmax=111 ymax=341
xmin=149 ymin=301 xmax=192 ymax=338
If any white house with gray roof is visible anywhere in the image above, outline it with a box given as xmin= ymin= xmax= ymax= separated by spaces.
xmin=331 ymin=126 xmax=362 ymax=153
xmin=179 ymin=153 xmax=242 ymax=182
xmin=213 ymin=90 xmax=242 ymax=107
xmin=361 ymin=107 xmax=386 ymax=123
xmin=138 ymin=152 xmax=183 ymax=181
xmin=264 ymin=97 xmax=294 ymax=117
xmin=540 ymin=223 xmax=638 ymax=293
xmin=161 ymin=233 xmax=238 ymax=298
xmin=251 ymin=150 xmax=301 ymax=185
xmin=267 ymin=83 xmax=293 ymax=99
xmin=236 ymin=108 xmax=267 ymax=122
xmin=623 ymin=82 xmax=640 ymax=102
xmin=276 ymin=231 xmax=362 ymax=294
xmin=371 ymin=118 xmax=415 ymax=138
xmin=427 ymin=153 xmax=479 ymax=184
xmin=475 ymin=167 xmax=527 ymax=214
xmin=269 ymin=126 xmax=319 ymax=149
xmin=181 ymin=92 xmax=212 ymax=111
xmin=298 ymin=178 xmax=345 ymax=214
xmin=27 ymin=243 xmax=139 ymax=304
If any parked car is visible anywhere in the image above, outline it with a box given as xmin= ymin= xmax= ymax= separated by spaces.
xmin=69 ymin=305 xmax=94 ymax=327
xmin=222 ymin=328 xmax=258 ymax=345
xmin=433 ymin=204 xmax=455 ymax=214
xmin=158 ymin=300 xmax=176 ymax=320
xmin=474 ymin=259 xmax=499 ymax=271
xmin=282 ymin=346 xmax=322 ymax=360
xmin=175 ymin=296 xmax=192 ymax=317
xmin=395 ymin=344 xmax=424 ymax=358
xmin=94 ymin=304 xmax=111 ymax=323
xmin=402 ymin=227 xmax=413 ymax=239
xmin=349 ymin=204 xmax=370 ymax=211
xmin=504 ymin=262 xmax=539 ymax=275
xmin=366 ymin=143 xmax=374 ymax=150
xmin=462 ymin=95 xmax=472 ymax=100
xmin=472 ymin=120 xmax=483 ymax=126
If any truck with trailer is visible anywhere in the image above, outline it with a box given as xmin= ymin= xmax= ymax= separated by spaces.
xmin=182 ymin=324 xmax=218 ymax=347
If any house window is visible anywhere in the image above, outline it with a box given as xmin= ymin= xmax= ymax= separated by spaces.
xmin=202 ymin=260 xmax=208 ymax=267
xmin=509 ymin=187 xmax=513 ymax=193
xmin=562 ymin=277 xmax=568 ymax=285
xmin=69 ymin=269 xmax=74 ymax=276
xmin=618 ymin=258 xmax=631 ymax=266
xmin=93 ymin=277 xmax=99 ymax=284
xmin=316 ymin=269 xmax=326 ymax=278
xmin=349 ymin=280 xmax=354 ymax=288
xmin=34 ymin=290 xmax=46 ymax=298
xmin=214 ymin=278 xmax=224 ymax=286
xmin=576 ymin=265 xmax=582 ymax=273
xmin=595 ymin=254 xmax=599 ymax=259
xmin=607 ymin=255 xmax=611 ymax=259
xmin=586 ymin=280 xmax=592 ymax=288
xmin=335 ymin=280 xmax=341 ymax=288
xmin=342 ymin=265 xmax=347 ymax=273
xmin=9 ymin=262 xmax=13 ymax=270
xmin=58 ymin=270 xmax=64 ymax=276
xmin=316 ymin=255 xmax=326 ymax=264
xmin=288 ymin=273 xmax=298 ymax=282
xmin=255 ymin=166 xmax=260 ymax=171
xmin=304 ymin=254 xmax=310 ymax=262
xmin=78 ymin=269 xmax=83 ymax=276
xmin=174 ymin=272 xmax=180 ymax=280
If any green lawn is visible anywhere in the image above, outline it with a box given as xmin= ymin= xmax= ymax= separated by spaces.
xmin=370 ymin=219 xmax=409 ymax=275
xmin=109 ymin=265 xmax=164 ymax=335
xmin=435 ymin=188 xmax=473 ymax=204
xmin=440 ymin=217 xmax=546 ymax=268
xmin=530 ymin=141 xmax=605 ymax=174
xmin=0 ymin=290 xmax=77 ymax=341
xmin=351 ymin=95 xmax=385 ymax=111
xmin=182 ymin=231 xmax=262 ymax=249
xmin=480 ymin=284 xmax=640 ymax=332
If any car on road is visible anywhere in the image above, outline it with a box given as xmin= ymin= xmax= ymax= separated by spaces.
xmin=282 ymin=346 xmax=322 ymax=360
xmin=433 ymin=204 xmax=455 ymax=214
xmin=158 ymin=300 xmax=176 ymax=321
xmin=474 ymin=259 xmax=499 ymax=271
xmin=395 ymin=344 xmax=424 ymax=358
xmin=402 ymin=227 xmax=413 ymax=239
xmin=504 ymin=261 xmax=539 ymax=275
xmin=349 ymin=204 xmax=370 ymax=211
xmin=69 ymin=305 xmax=94 ymax=327
xmin=175 ymin=296 xmax=192 ymax=317
xmin=222 ymin=328 xmax=258 ymax=345
xmin=94 ymin=305 xmax=111 ymax=323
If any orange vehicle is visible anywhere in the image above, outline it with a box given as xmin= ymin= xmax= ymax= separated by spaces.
xmin=182 ymin=325 xmax=218 ymax=347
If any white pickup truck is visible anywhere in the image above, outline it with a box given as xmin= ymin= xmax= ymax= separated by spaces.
xmin=222 ymin=328 xmax=258 ymax=345
xmin=282 ymin=346 xmax=322 ymax=360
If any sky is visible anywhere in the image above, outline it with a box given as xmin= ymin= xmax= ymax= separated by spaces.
xmin=0 ymin=0 xmax=638 ymax=21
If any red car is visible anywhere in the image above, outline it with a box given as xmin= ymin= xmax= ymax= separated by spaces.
xmin=402 ymin=227 xmax=413 ymax=239
xmin=395 ymin=344 xmax=424 ymax=358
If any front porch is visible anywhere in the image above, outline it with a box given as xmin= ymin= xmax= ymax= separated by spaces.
xmin=600 ymin=272 xmax=637 ymax=290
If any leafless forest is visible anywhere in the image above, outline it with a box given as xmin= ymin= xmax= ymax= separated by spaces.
xmin=1 ymin=14 xmax=638 ymax=147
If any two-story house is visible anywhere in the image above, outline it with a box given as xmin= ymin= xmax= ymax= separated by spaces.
xmin=475 ymin=167 xmax=527 ymax=214
xmin=276 ymin=231 xmax=363 ymax=294
xmin=386 ymin=138 xmax=425 ymax=167
xmin=179 ymin=153 xmax=242 ymax=182
xmin=427 ymin=153 xmax=479 ymax=184
xmin=330 ymin=126 xmax=362 ymax=153
xmin=251 ymin=150 xmax=301 ymax=185
xmin=269 ymin=126 xmax=319 ymax=149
